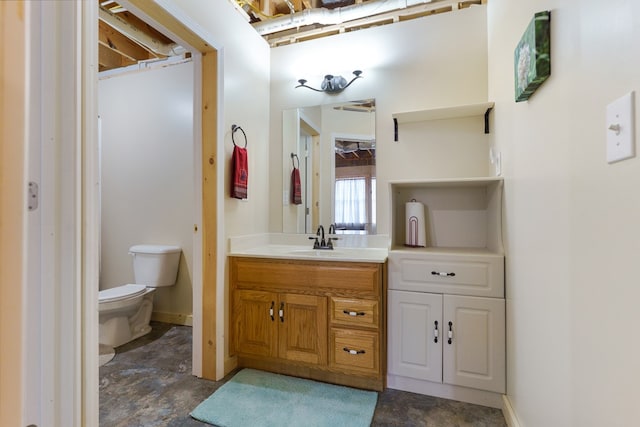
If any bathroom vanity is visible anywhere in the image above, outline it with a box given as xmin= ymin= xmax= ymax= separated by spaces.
xmin=230 ymin=253 xmax=387 ymax=391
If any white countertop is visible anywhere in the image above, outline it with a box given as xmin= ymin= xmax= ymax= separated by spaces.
xmin=228 ymin=234 xmax=389 ymax=263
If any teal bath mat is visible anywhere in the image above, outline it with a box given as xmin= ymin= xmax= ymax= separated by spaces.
xmin=190 ymin=368 xmax=378 ymax=427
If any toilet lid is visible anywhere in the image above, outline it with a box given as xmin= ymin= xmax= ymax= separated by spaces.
xmin=99 ymin=284 xmax=147 ymax=303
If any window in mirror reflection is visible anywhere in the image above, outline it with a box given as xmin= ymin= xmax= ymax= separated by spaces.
xmin=334 ymin=137 xmax=376 ymax=234
xmin=334 ymin=177 xmax=376 ymax=234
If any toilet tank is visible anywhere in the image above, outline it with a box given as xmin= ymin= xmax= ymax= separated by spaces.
xmin=129 ymin=245 xmax=181 ymax=287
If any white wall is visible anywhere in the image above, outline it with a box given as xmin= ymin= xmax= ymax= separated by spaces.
xmin=269 ymin=6 xmax=489 ymax=235
xmin=171 ymin=0 xmax=271 ymax=238
xmin=488 ymin=1 xmax=640 ymax=426
xmin=99 ymin=61 xmax=194 ymax=319
xmin=163 ymin=0 xmax=271 ymax=367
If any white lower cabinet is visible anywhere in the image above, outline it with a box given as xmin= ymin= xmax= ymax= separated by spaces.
xmin=388 ymin=290 xmax=505 ymax=394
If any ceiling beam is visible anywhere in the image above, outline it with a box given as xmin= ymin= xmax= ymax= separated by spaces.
xmin=125 ymin=0 xmax=216 ymax=53
xmin=98 ymin=20 xmax=157 ymax=62
xmin=98 ymin=43 xmax=135 ymax=70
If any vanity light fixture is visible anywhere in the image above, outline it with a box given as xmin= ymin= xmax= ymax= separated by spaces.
xmin=296 ymin=70 xmax=363 ymax=94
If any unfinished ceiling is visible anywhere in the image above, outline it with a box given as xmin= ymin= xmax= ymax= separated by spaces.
xmin=98 ymin=0 xmax=185 ymax=72
xmin=97 ymin=0 xmax=485 ymax=72
xmin=235 ymin=0 xmax=486 ymax=47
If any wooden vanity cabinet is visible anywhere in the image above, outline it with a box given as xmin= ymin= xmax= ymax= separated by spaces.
xmin=230 ymin=256 xmax=386 ymax=391
xmin=233 ymin=289 xmax=327 ymax=365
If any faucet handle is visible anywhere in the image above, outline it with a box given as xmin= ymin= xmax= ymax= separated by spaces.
xmin=308 ymin=235 xmax=320 ymax=249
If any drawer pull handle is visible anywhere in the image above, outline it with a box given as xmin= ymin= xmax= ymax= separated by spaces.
xmin=279 ymin=302 xmax=284 ymax=323
xmin=343 ymin=310 xmax=366 ymax=317
xmin=448 ymin=321 xmax=453 ymax=344
xmin=269 ymin=301 xmax=275 ymax=321
xmin=434 ymin=320 xmax=439 ymax=343
xmin=343 ymin=347 xmax=366 ymax=355
xmin=432 ymin=271 xmax=456 ymax=277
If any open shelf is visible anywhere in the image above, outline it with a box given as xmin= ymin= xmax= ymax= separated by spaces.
xmin=390 ymin=177 xmax=504 ymax=255
xmin=392 ymin=102 xmax=495 ymax=140
xmin=392 ymin=102 xmax=495 ymax=123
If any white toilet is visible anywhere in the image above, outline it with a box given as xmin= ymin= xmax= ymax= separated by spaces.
xmin=99 ymin=244 xmax=181 ymax=348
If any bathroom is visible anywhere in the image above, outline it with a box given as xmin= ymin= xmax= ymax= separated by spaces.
xmin=97 ymin=58 xmax=196 ymax=360
xmin=5 ymin=0 xmax=640 ymax=426
xmin=96 ymin=0 xmax=490 ymax=375
xmin=82 ymin=2 xmax=640 ymax=427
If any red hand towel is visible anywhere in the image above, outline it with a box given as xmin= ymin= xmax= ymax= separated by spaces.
xmin=291 ymin=167 xmax=302 ymax=205
xmin=231 ymin=145 xmax=248 ymax=199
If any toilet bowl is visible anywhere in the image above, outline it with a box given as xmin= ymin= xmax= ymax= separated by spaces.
xmin=99 ymin=245 xmax=181 ymax=348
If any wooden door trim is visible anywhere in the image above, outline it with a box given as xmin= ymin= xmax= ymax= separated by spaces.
xmin=125 ymin=0 xmax=219 ymax=380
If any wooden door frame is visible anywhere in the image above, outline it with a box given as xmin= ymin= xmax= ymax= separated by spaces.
xmin=117 ymin=1 xmax=220 ymax=380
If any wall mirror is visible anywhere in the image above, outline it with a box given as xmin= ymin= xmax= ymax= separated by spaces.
xmin=282 ymin=99 xmax=376 ymax=235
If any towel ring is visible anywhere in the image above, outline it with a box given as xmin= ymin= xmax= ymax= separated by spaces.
xmin=291 ymin=153 xmax=299 ymax=169
xmin=231 ymin=124 xmax=247 ymax=148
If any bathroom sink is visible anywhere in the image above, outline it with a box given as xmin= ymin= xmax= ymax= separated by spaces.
xmin=229 ymin=244 xmax=388 ymax=263
xmin=288 ymin=249 xmax=347 ymax=258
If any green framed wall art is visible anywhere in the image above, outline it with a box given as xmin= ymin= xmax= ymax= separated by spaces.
xmin=514 ymin=11 xmax=551 ymax=102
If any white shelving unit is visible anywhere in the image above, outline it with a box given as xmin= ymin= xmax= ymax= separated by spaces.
xmin=387 ymin=177 xmax=506 ymax=408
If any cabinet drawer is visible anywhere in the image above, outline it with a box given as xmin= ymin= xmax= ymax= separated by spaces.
xmin=330 ymin=298 xmax=378 ymax=329
xmin=389 ymin=252 xmax=504 ymax=298
xmin=231 ymin=257 xmax=380 ymax=296
xmin=330 ymin=329 xmax=379 ymax=374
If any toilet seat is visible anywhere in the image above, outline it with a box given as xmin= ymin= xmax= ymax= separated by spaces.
xmin=99 ymin=284 xmax=147 ymax=303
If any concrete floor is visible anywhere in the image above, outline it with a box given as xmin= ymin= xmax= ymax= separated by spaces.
xmin=99 ymin=322 xmax=507 ymax=426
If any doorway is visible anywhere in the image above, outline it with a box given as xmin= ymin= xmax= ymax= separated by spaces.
xmin=86 ymin=0 xmax=222 ymax=423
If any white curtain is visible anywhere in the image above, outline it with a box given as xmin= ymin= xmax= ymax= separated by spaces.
xmin=335 ymin=178 xmax=366 ymax=225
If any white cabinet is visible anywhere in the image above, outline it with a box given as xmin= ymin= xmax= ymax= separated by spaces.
xmin=389 ymin=250 xmax=504 ymax=298
xmin=389 ymin=290 xmax=505 ymax=393
xmin=387 ymin=178 xmax=505 ymax=407
xmin=388 ymin=291 xmax=442 ymax=383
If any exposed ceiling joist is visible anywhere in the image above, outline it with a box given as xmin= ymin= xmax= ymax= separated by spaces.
xmin=238 ymin=0 xmax=484 ymax=47
xmin=97 ymin=0 xmax=187 ymax=72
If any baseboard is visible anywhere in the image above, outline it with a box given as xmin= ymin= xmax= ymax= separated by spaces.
xmin=224 ymin=355 xmax=238 ymax=376
xmin=502 ymin=394 xmax=521 ymax=427
xmin=387 ymin=374 xmax=503 ymax=408
xmin=151 ymin=311 xmax=193 ymax=326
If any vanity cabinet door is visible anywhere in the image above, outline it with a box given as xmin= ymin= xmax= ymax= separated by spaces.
xmin=233 ymin=289 xmax=278 ymax=358
xmin=278 ymin=293 xmax=327 ymax=365
xmin=442 ymin=295 xmax=505 ymax=393
xmin=388 ymin=290 xmax=443 ymax=383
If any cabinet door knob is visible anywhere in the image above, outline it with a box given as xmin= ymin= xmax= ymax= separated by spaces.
xmin=269 ymin=301 xmax=275 ymax=321
xmin=448 ymin=321 xmax=453 ymax=344
xmin=432 ymin=271 xmax=456 ymax=277
xmin=279 ymin=302 xmax=285 ymax=322
xmin=434 ymin=320 xmax=439 ymax=343
xmin=343 ymin=310 xmax=366 ymax=317
xmin=342 ymin=347 xmax=366 ymax=355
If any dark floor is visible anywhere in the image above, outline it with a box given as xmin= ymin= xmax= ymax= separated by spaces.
xmin=99 ymin=322 xmax=507 ymax=427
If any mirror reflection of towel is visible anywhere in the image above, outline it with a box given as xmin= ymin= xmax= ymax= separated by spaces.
xmin=231 ymin=145 xmax=248 ymax=199
xmin=291 ymin=167 xmax=302 ymax=205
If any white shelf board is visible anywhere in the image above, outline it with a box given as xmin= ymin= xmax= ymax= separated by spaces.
xmin=389 ymin=176 xmax=503 ymax=189
xmin=392 ymin=102 xmax=495 ymax=124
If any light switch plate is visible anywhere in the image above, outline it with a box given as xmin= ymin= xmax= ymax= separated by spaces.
xmin=606 ymin=91 xmax=635 ymax=163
